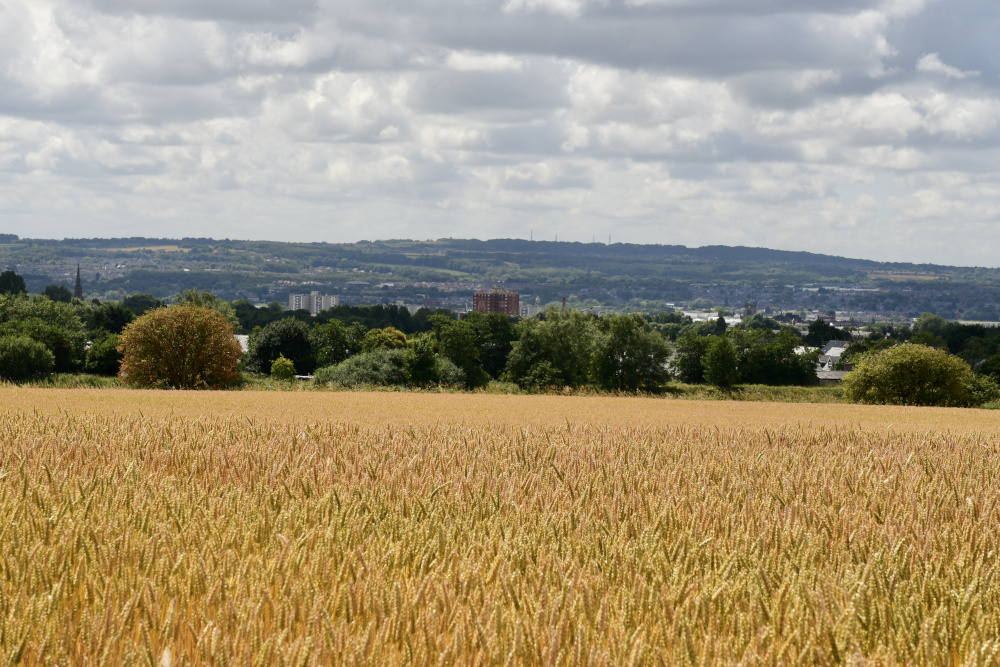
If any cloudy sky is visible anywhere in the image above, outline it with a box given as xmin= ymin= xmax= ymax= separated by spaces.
xmin=1 ymin=0 xmax=999 ymax=265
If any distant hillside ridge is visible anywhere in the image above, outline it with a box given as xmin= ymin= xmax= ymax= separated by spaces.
xmin=6 ymin=236 xmax=960 ymax=273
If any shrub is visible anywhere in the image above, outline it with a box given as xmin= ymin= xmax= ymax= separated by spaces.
xmin=0 ymin=335 xmax=54 ymax=383
xmin=271 ymin=355 xmax=296 ymax=381
xmin=435 ymin=356 xmax=466 ymax=388
xmin=314 ymin=349 xmax=407 ymax=387
xmin=843 ymin=343 xmax=987 ymax=407
xmin=118 ymin=306 xmax=243 ymax=389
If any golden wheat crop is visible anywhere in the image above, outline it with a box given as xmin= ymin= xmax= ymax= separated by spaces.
xmin=2 ymin=389 xmax=1000 ymax=665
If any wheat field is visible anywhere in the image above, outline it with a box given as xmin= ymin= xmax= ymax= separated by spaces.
xmin=2 ymin=389 xmax=1000 ymax=665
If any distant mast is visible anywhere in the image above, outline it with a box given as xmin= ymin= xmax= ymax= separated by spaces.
xmin=73 ymin=264 xmax=83 ymax=300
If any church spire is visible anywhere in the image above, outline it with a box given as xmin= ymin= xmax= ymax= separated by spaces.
xmin=73 ymin=264 xmax=83 ymax=300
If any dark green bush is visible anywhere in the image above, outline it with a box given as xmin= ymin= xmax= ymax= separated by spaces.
xmin=85 ymin=334 xmax=123 ymax=376
xmin=843 ymin=343 xmax=993 ymax=407
xmin=0 ymin=335 xmax=55 ymax=383
xmin=314 ymin=349 xmax=408 ymax=387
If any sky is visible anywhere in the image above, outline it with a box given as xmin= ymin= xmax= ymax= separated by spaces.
xmin=1 ymin=0 xmax=999 ymax=265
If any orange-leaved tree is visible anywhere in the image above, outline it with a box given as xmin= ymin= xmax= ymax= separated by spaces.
xmin=118 ymin=305 xmax=243 ymax=389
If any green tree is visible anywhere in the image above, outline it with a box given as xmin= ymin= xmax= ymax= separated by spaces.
xmin=404 ymin=336 xmax=439 ymax=386
xmin=729 ymin=328 xmax=816 ymax=385
xmin=122 ymin=293 xmax=164 ymax=316
xmin=87 ymin=302 xmax=135 ymax=335
xmin=843 ymin=343 xmax=995 ymax=407
xmin=174 ymin=289 xmax=240 ymax=330
xmin=463 ymin=311 xmax=518 ymax=380
xmin=43 ymin=285 xmax=73 ymax=303
xmin=430 ymin=314 xmax=489 ymax=389
xmin=0 ymin=335 xmax=54 ymax=383
xmin=270 ymin=355 xmax=296 ymax=381
xmin=590 ymin=314 xmax=671 ymax=392
xmin=118 ymin=305 xmax=243 ymax=389
xmin=312 ymin=319 xmax=356 ymax=367
xmin=804 ymin=319 xmax=851 ymax=347
xmin=0 ymin=271 xmax=26 ymax=296
xmin=85 ymin=334 xmax=123 ymax=376
xmin=0 ymin=294 xmax=87 ymax=372
xmin=503 ymin=309 xmax=595 ymax=390
xmin=245 ymin=318 xmax=315 ymax=374
xmin=702 ymin=337 xmax=739 ymax=389
xmin=671 ymin=332 xmax=713 ymax=384
xmin=361 ymin=326 xmax=407 ymax=352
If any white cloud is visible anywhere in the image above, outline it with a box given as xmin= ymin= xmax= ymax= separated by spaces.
xmin=916 ymin=53 xmax=980 ymax=79
xmin=502 ymin=0 xmax=588 ymax=18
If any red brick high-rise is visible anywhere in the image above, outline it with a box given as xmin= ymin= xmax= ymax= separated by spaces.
xmin=473 ymin=289 xmax=519 ymax=316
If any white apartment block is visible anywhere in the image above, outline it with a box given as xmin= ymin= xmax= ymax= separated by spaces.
xmin=289 ymin=291 xmax=339 ymax=315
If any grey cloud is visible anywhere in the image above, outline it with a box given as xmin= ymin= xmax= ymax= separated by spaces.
xmin=409 ymin=68 xmax=570 ymax=113
xmin=87 ymin=0 xmax=319 ymax=24
xmin=4 ymin=0 xmax=1000 ymax=265
xmin=886 ymin=0 xmax=1000 ymax=81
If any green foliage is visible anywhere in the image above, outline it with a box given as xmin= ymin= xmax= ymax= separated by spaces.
xmin=0 ymin=271 xmax=26 ymax=296
xmin=429 ymin=314 xmax=489 ymax=389
xmin=434 ymin=356 xmax=466 ymax=387
xmin=462 ymin=311 xmax=518 ymax=380
xmin=843 ymin=343 xmax=990 ymax=407
xmin=648 ymin=311 xmax=692 ymax=325
xmin=804 ymin=318 xmax=852 ymax=347
xmin=0 ymin=294 xmax=87 ymax=372
xmin=910 ymin=329 xmax=947 ymax=348
xmin=361 ymin=326 xmax=407 ymax=352
xmin=314 ymin=349 xmax=408 ymax=387
xmin=729 ymin=328 xmax=816 ymax=386
xmin=122 ymin=293 xmax=163 ymax=316
xmin=737 ymin=314 xmax=782 ymax=331
xmin=43 ymin=285 xmax=73 ymax=303
xmin=85 ymin=334 xmax=123 ymax=376
xmin=672 ymin=333 xmax=713 ymax=384
xmin=404 ymin=337 xmax=438 ymax=387
xmin=703 ymin=337 xmax=740 ymax=389
xmin=590 ymin=314 xmax=671 ymax=392
xmin=835 ymin=338 xmax=899 ymax=370
xmin=913 ymin=312 xmax=948 ymax=334
xmin=245 ymin=318 xmax=315 ymax=374
xmin=312 ymin=319 xmax=356 ymax=367
xmin=118 ymin=305 xmax=243 ymax=389
xmin=503 ymin=309 xmax=596 ymax=390
xmin=270 ymin=355 xmax=296 ymax=381
xmin=0 ymin=335 xmax=54 ymax=382
xmin=175 ymin=289 xmax=240 ymax=330
xmin=87 ymin=302 xmax=135 ymax=335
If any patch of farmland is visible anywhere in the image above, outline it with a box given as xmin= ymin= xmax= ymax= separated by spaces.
xmin=1 ymin=390 xmax=1000 ymax=664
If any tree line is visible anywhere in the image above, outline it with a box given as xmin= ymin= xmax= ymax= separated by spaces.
xmin=5 ymin=267 xmax=1000 ymax=402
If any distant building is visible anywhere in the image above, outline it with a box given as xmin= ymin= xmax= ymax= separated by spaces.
xmin=289 ymin=291 xmax=339 ymax=315
xmin=520 ymin=296 xmax=543 ymax=318
xmin=473 ymin=289 xmax=520 ymax=316
xmin=73 ymin=264 xmax=83 ymax=300
xmin=818 ymin=340 xmax=851 ymax=371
